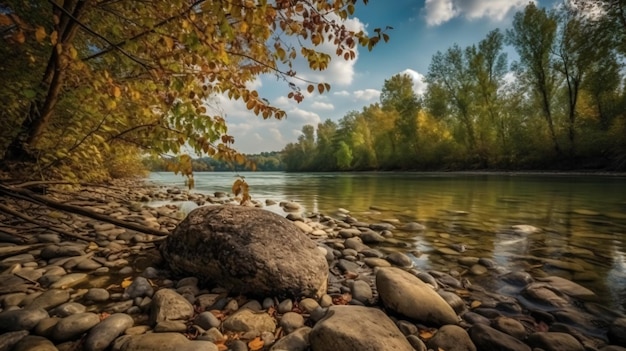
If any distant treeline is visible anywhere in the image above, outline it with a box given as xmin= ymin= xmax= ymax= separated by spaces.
xmin=143 ymin=151 xmax=285 ymax=172
xmin=282 ymin=4 xmax=626 ymax=172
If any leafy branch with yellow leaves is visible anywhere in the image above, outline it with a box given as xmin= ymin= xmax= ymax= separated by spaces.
xmin=0 ymin=0 xmax=389 ymax=182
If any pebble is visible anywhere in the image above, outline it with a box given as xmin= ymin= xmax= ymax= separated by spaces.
xmin=280 ymin=312 xmax=305 ymax=334
xmin=51 ymin=312 xmax=100 ymax=342
xmin=278 ymin=299 xmax=293 ymax=314
xmin=195 ymin=311 xmax=222 ymax=330
xmin=0 ymin=308 xmax=49 ymax=332
xmin=83 ymin=313 xmax=134 ymax=351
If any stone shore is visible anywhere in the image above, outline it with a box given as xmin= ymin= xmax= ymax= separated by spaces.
xmin=0 ymin=179 xmax=625 ymax=351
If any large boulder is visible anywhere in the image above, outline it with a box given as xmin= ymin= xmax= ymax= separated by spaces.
xmin=160 ymin=205 xmax=328 ymax=298
xmin=376 ymin=267 xmax=459 ymax=326
xmin=309 ymin=305 xmax=414 ymax=351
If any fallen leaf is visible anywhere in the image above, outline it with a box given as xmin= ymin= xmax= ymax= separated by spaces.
xmin=418 ymin=329 xmax=434 ymax=340
xmin=470 ymin=300 xmax=482 ymax=309
xmin=121 ymin=277 xmax=132 ymax=289
xmin=248 ymin=337 xmax=264 ymax=351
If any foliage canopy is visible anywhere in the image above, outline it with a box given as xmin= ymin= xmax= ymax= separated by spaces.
xmin=0 ymin=0 xmax=387 ymax=180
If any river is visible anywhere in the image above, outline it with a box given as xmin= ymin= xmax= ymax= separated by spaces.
xmin=147 ymin=171 xmax=626 ymax=313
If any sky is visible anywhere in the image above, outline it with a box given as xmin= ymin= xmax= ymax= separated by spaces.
xmin=218 ymin=0 xmax=558 ymax=154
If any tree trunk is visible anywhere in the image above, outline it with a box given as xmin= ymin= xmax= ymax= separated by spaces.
xmin=3 ymin=0 xmax=88 ymax=162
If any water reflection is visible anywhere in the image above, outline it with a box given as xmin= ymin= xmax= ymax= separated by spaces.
xmin=149 ymin=172 xmax=626 ymax=311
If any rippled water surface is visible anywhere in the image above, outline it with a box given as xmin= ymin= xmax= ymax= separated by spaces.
xmin=149 ymin=171 xmax=626 ymax=312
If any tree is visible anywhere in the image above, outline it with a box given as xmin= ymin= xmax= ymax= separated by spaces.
xmin=426 ymin=45 xmax=478 ymax=159
xmin=380 ymin=73 xmax=420 ymax=160
xmin=0 ymin=0 xmax=388 ymax=179
xmin=468 ymin=29 xmax=508 ymax=161
xmin=335 ymin=141 xmax=353 ymax=169
xmin=506 ymin=3 xmax=562 ymax=155
xmin=313 ymin=119 xmax=338 ymax=170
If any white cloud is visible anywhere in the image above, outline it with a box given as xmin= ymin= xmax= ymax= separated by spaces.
xmin=354 ymin=89 xmax=381 ymax=101
xmin=333 ymin=90 xmax=351 ymax=96
xmin=269 ymin=128 xmax=284 ymax=142
xmin=274 ymin=96 xmax=290 ymax=107
xmin=311 ymin=101 xmax=335 ymax=111
xmin=424 ymin=0 xmax=533 ymax=26
xmin=288 ymin=107 xmax=321 ymax=126
xmin=400 ymin=69 xmax=428 ymax=96
xmin=424 ymin=0 xmax=457 ymax=26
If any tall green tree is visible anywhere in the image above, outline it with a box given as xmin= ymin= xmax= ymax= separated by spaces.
xmin=426 ymin=44 xmax=478 ymax=159
xmin=467 ymin=29 xmax=508 ymax=161
xmin=380 ymin=74 xmax=420 ymax=160
xmin=506 ymin=3 xmax=561 ymax=155
xmin=313 ymin=119 xmax=338 ymax=170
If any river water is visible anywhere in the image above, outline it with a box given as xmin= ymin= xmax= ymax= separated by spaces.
xmin=148 ymin=171 xmax=626 ymax=313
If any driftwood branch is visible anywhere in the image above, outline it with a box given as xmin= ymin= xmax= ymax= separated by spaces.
xmin=0 ymin=203 xmax=93 ymax=242
xmin=0 ymin=184 xmax=170 ymax=237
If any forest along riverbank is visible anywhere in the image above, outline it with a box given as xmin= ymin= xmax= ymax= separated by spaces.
xmin=0 ymin=179 xmax=625 ymax=351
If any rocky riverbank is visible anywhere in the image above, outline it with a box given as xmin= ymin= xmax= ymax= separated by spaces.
xmin=0 ymin=179 xmax=625 ymax=351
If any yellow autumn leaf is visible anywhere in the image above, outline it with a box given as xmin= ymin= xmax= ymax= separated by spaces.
xmin=68 ymin=46 xmax=78 ymax=59
xmin=232 ymin=178 xmax=244 ymax=196
xmin=35 ymin=26 xmax=46 ymax=43
xmin=112 ymin=86 xmax=121 ymax=98
xmin=470 ymin=300 xmax=482 ymax=309
xmin=121 ymin=277 xmax=132 ymax=288
xmin=50 ymin=30 xmax=58 ymax=45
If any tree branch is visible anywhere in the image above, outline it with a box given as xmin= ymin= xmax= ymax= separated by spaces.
xmin=83 ymin=0 xmax=205 ymax=62
xmin=47 ymin=0 xmax=153 ymax=69
xmin=0 ymin=184 xmax=170 ymax=237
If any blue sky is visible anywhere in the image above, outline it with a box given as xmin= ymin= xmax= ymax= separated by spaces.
xmin=220 ymin=0 xmax=556 ymax=154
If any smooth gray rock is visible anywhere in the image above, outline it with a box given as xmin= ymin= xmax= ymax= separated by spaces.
xmin=27 ymin=289 xmax=70 ymax=310
xmin=154 ymin=320 xmax=187 ymax=332
xmin=118 ymin=333 xmax=218 ymax=351
xmin=12 ymin=335 xmax=58 ymax=351
xmin=427 ymin=325 xmax=477 ymax=351
xmin=376 ymin=267 xmax=458 ymax=326
xmin=469 ymin=323 xmax=531 ymax=351
xmin=493 ymin=316 xmax=528 ymax=340
xmin=278 ymin=299 xmax=293 ymax=314
xmin=50 ymin=302 xmax=86 ymax=317
xmin=343 ymin=237 xmax=369 ymax=252
xmin=309 ymin=305 xmax=414 ymax=351
xmin=84 ymin=288 xmax=110 ymax=302
xmin=523 ymin=283 xmax=569 ymax=307
xmin=49 ymin=273 xmax=87 ymax=289
xmin=270 ymin=326 xmax=311 ymax=351
xmin=84 ymin=313 xmax=134 ymax=351
xmin=407 ymin=334 xmax=428 ymax=351
xmin=438 ymin=290 xmax=466 ymax=314
xmin=125 ymin=276 xmax=154 ymax=299
xmin=350 ymin=280 xmax=373 ymax=304
xmin=536 ymin=276 xmax=596 ymax=300
xmin=160 ymin=205 xmax=328 ymax=298
xmin=0 ymin=308 xmax=49 ymax=332
xmin=149 ymin=288 xmax=194 ymax=325
xmin=0 ymin=330 xmax=28 ymax=351
xmin=52 ymin=312 xmax=100 ymax=342
xmin=222 ymin=308 xmax=276 ymax=333
xmin=195 ymin=311 xmax=222 ymax=330
xmin=280 ymin=312 xmax=305 ymax=334
xmin=385 ymin=252 xmax=413 ymax=268
xmin=527 ymin=332 xmax=585 ymax=351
